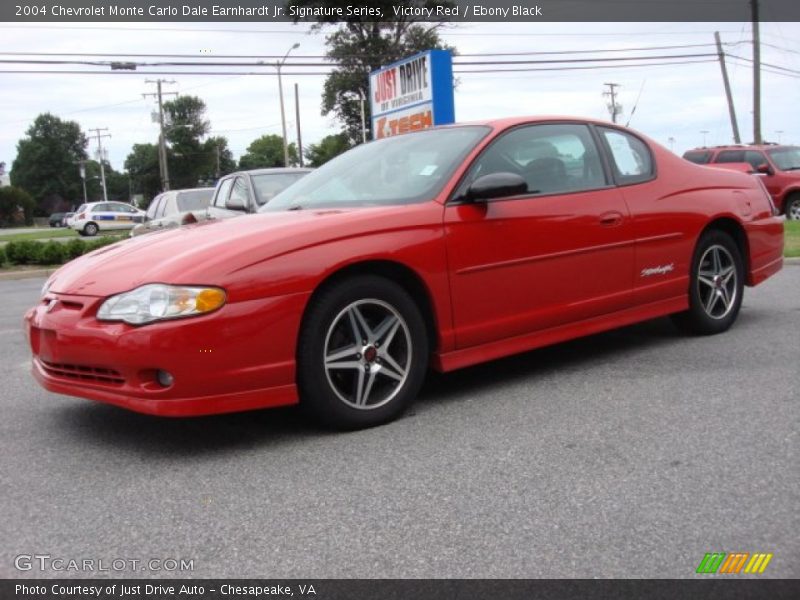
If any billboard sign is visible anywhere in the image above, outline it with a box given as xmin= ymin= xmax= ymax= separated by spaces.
xmin=369 ymin=49 xmax=454 ymax=140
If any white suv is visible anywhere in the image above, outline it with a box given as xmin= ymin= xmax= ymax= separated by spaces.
xmin=70 ymin=201 xmax=146 ymax=236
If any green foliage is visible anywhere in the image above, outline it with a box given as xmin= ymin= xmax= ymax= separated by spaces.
xmin=239 ymin=135 xmax=299 ymax=169
xmin=125 ymin=143 xmax=161 ymax=206
xmin=5 ymin=240 xmax=42 ymax=265
xmin=37 ymin=241 xmax=66 ymax=265
xmin=304 ymin=133 xmax=352 ymax=167
xmin=2 ymin=236 xmax=121 ymax=267
xmin=64 ymin=238 xmax=86 ymax=260
xmin=289 ymin=1 xmax=455 ymax=142
xmin=0 ymin=245 xmax=5 ymax=266
xmin=0 ymin=186 xmax=37 ymax=226
xmin=10 ymin=113 xmax=88 ymax=215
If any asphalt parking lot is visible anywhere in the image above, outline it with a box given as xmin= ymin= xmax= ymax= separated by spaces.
xmin=1 ymin=270 xmax=798 ymax=579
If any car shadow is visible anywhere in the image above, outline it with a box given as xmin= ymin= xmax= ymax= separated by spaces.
xmin=47 ymin=312 xmax=762 ymax=456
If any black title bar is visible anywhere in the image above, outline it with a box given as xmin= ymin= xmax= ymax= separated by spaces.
xmin=3 ymin=0 xmax=800 ymax=22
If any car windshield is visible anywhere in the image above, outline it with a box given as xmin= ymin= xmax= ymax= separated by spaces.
xmin=75 ymin=204 xmax=86 ymax=213
xmin=177 ymin=189 xmax=214 ymax=212
xmin=252 ymin=172 xmax=309 ymax=206
xmin=683 ymin=150 xmax=712 ymax=164
xmin=766 ymin=146 xmax=800 ymax=171
xmin=260 ymin=126 xmax=490 ymax=212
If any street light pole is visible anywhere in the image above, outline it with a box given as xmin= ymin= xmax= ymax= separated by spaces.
xmin=277 ymin=43 xmax=299 ymax=167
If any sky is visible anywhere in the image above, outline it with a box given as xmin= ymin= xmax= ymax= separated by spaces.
xmin=0 ymin=21 xmax=798 ymax=173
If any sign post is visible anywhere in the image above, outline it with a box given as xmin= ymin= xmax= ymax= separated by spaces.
xmin=369 ymin=49 xmax=455 ymax=140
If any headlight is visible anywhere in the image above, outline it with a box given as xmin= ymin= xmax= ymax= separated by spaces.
xmin=97 ymin=284 xmax=226 ymax=325
xmin=41 ymin=277 xmax=53 ymax=298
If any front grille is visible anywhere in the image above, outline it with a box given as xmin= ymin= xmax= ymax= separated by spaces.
xmin=39 ymin=359 xmax=125 ymax=385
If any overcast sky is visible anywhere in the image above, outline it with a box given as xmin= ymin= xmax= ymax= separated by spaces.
xmin=1 ymin=21 xmax=798 ymax=173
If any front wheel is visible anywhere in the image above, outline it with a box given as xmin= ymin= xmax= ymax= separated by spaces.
xmin=672 ymin=230 xmax=744 ymax=335
xmin=785 ymin=194 xmax=800 ymax=221
xmin=297 ymin=275 xmax=429 ymax=430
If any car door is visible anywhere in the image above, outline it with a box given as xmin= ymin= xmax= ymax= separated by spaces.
xmin=90 ymin=203 xmax=113 ymax=230
xmin=444 ymin=122 xmax=634 ymax=349
xmin=595 ymin=126 xmax=683 ymax=306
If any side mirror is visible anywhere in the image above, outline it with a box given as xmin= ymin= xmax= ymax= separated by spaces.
xmin=465 ymin=172 xmax=527 ymax=202
xmin=225 ymin=194 xmax=247 ymax=211
xmin=756 ymin=163 xmax=773 ymax=175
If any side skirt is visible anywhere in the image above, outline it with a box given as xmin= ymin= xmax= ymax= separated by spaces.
xmin=432 ymin=296 xmax=688 ymax=373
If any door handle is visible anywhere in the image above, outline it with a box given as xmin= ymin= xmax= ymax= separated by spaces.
xmin=599 ymin=211 xmax=624 ymax=227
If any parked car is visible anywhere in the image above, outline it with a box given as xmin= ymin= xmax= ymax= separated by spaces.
xmin=26 ymin=117 xmax=783 ymax=430
xmin=61 ymin=212 xmax=75 ymax=227
xmin=203 ymin=168 xmax=312 ymax=221
xmin=683 ymin=144 xmax=800 ymax=219
xmin=70 ymin=201 xmax=146 ymax=236
xmin=131 ymin=188 xmax=214 ymax=237
xmin=48 ymin=212 xmax=66 ymax=227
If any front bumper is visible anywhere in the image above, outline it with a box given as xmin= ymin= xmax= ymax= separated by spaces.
xmin=24 ymin=290 xmax=309 ymax=416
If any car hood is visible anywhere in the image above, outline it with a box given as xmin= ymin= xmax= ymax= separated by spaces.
xmin=47 ymin=205 xmax=429 ymax=298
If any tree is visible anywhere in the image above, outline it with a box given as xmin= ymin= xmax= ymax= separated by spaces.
xmin=238 ymin=134 xmax=299 ymax=169
xmin=289 ymin=1 xmax=455 ymax=142
xmin=0 ymin=186 xmax=36 ymax=226
xmin=163 ymin=95 xmax=212 ymax=189
xmin=200 ymin=136 xmax=236 ymax=185
xmin=304 ymin=133 xmax=352 ymax=167
xmin=10 ymin=113 xmax=88 ymax=215
xmin=124 ymin=143 xmax=161 ymax=205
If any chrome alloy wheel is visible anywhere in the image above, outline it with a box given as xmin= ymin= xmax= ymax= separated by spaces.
xmin=323 ymin=299 xmax=412 ymax=410
xmin=697 ymin=244 xmax=738 ymax=320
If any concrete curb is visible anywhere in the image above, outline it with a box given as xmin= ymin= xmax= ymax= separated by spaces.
xmin=0 ymin=269 xmax=56 ymax=281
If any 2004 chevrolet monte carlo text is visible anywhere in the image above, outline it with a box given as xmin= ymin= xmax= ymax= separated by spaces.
xmin=24 ymin=117 xmax=784 ymax=429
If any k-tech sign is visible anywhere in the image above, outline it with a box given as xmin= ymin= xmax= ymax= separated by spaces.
xmin=369 ymin=49 xmax=455 ymax=140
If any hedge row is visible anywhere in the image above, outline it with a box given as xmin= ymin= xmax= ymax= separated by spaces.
xmin=1 ymin=237 xmax=120 ymax=267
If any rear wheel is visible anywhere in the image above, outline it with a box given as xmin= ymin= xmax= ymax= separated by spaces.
xmin=672 ymin=230 xmax=744 ymax=335
xmin=785 ymin=194 xmax=800 ymax=221
xmin=297 ymin=275 xmax=429 ymax=429
xmin=83 ymin=222 xmax=99 ymax=237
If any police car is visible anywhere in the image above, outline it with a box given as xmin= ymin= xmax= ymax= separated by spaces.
xmin=70 ymin=201 xmax=146 ymax=236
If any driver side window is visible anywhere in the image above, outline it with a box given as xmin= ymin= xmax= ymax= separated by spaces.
xmin=213 ymin=178 xmax=234 ymax=208
xmin=456 ymin=123 xmax=607 ymax=199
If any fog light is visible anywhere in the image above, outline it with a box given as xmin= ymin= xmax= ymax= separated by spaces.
xmin=156 ymin=370 xmax=174 ymax=387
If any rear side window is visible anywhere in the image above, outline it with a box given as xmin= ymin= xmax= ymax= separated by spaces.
xmin=716 ymin=150 xmax=745 ymax=163
xmin=599 ymin=128 xmax=654 ymax=185
xmin=146 ymin=196 xmax=164 ymax=219
xmin=683 ymin=151 xmax=712 ymax=164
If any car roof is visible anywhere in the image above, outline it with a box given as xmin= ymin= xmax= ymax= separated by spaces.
xmin=440 ymin=115 xmax=627 ymax=130
xmin=228 ymin=168 xmax=314 ymax=177
xmin=684 ymin=144 xmax=794 ymax=153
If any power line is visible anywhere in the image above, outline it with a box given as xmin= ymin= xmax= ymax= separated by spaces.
xmin=0 ymin=42 xmax=739 ymax=60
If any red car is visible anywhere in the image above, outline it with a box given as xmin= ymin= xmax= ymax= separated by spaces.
xmin=25 ymin=117 xmax=784 ymax=429
xmin=683 ymin=144 xmax=800 ymax=220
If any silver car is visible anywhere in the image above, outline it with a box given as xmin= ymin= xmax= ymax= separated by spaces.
xmin=204 ymin=168 xmax=312 ymax=220
xmin=131 ymin=188 xmax=214 ymax=237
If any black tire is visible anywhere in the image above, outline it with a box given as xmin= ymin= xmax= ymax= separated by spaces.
xmin=83 ymin=222 xmax=99 ymax=237
xmin=297 ymin=275 xmax=429 ymax=430
xmin=785 ymin=193 xmax=800 ymax=221
xmin=671 ymin=230 xmax=744 ymax=335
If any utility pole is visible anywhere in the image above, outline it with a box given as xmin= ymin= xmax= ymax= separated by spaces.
xmin=215 ymin=144 xmax=221 ymax=179
xmin=294 ymin=83 xmax=304 ymax=167
xmin=87 ymin=128 xmax=110 ymax=202
xmin=714 ymin=31 xmax=741 ymax=144
xmin=359 ymin=90 xmax=367 ymax=143
xmin=751 ymin=0 xmax=762 ymax=144
xmin=143 ymin=79 xmax=177 ymax=191
xmin=277 ymin=43 xmax=299 ymax=167
xmin=700 ymin=130 xmax=710 ymax=147
xmin=603 ymin=83 xmax=621 ymax=123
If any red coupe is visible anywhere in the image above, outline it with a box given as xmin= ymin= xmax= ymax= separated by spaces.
xmin=25 ymin=117 xmax=784 ymax=429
